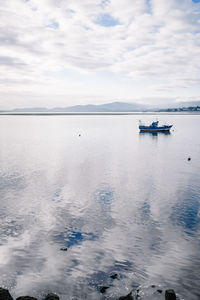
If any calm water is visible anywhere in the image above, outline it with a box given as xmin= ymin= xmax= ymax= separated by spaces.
xmin=0 ymin=114 xmax=200 ymax=300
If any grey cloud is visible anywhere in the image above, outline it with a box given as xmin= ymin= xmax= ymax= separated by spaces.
xmin=0 ymin=56 xmax=27 ymax=68
xmin=0 ymin=0 xmax=200 ymax=108
xmin=0 ymin=35 xmax=18 ymax=46
xmin=62 ymin=53 xmax=113 ymax=70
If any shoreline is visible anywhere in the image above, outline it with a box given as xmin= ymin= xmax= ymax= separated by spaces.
xmin=0 ymin=286 xmax=178 ymax=300
xmin=0 ymin=111 xmax=200 ymax=116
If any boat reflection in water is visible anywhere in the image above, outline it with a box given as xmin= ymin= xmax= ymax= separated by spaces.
xmin=139 ymin=131 xmax=171 ymax=137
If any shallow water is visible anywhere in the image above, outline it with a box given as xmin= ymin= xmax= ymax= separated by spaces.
xmin=0 ymin=114 xmax=200 ymax=299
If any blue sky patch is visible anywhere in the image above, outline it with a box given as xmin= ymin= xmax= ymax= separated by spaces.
xmin=101 ymin=0 xmax=110 ymax=6
xmin=95 ymin=13 xmax=119 ymax=27
xmin=56 ymin=230 xmax=97 ymax=248
xmin=192 ymin=0 xmax=200 ymax=2
xmin=146 ymin=0 xmax=152 ymax=13
xmin=47 ymin=20 xmax=59 ymax=29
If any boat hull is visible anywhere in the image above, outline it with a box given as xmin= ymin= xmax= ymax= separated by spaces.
xmin=139 ymin=125 xmax=172 ymax=132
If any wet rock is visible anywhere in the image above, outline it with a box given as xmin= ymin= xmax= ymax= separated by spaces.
xmin=135 ymin=289 xmax=140 ymax=299
xmin=60 ymin=247 xmax=68 ymax=251
xmin=0 ymin=288 xmax=13 ymax=300
xmin=157 ymin=289 xmax=163 ymax=293
xmin=45 ymin=293 xmax=60 ymax=300
xmin=99 ymin=286 xmax=109 ymax=294
xmin=118 ymin=291 xmax=133 ymax=300
xmin=151 ymin=285 xmax=156 ymax=288
xmin=165 ymin=289 xmax=176 ymax=300
xmin=16 ymin=297 xmax=38 ymax=300
xmin=110 ymin=273 xmax=118 ymax=279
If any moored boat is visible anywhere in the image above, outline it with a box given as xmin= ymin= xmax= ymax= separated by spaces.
xmin=139 ymin=120 xmax=173 ymax=132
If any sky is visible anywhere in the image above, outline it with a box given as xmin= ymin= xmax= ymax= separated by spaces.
xmin=0 ymin=0 xmax=200 ymax=109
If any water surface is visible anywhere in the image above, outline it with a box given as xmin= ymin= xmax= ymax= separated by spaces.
xmin=0 ymin=114 xmax=200 ymax=299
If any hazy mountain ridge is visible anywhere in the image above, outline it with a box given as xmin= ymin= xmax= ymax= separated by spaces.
xmin=1 ymin=101 xmax=200 ymax=113
xmin=1 ymin=102 xmax=150 ymax=112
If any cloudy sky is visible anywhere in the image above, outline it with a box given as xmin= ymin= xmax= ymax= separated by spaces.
xmin=0 ymin=0 xmax=200 ymax=109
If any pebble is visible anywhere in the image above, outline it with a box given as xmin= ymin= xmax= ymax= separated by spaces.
xmin=165 ymin=289 xmax=176 ymax=300
xmin=99 ymin=286 xmax=109 ymax=294
xmin=45 ymin=293 xmax=60 ymax=300
xmin=16 ymin=297 xmax=38 ymax=300
xmin=0 ymin=288 xmax=13 ymax=300
xmin=110 ymin=273 xmax=118 ymax=279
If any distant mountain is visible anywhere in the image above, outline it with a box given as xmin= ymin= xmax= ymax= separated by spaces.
xmin=1 ymin=100 xmax=200 ymax=113
xmin=60 ymin=102 xmax=150 ymax=112
xmin=4 ymin=102 xmax=151 ymax=113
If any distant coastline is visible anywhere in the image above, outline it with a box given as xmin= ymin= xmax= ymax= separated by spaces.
xmin=1 ymin=101 xmax=200 ymax=115
xmin=1 ymin=111 xmax=200 ymax=116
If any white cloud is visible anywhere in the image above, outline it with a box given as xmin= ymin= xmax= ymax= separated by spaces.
xmin=0 ymin=0 xmax=200 ymax=108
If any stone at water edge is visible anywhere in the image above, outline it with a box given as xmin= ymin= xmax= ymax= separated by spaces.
xmin=118 ymin=291 xmax=133 ymax=300
xmin=165 ymin=289 xmax=176 ymax=300
xmin=16 ymin=297 xmax=38 ymax=300
xmin=0 ymin=288 xmax=13 ymax=300
xmin=99 ymin=286 xmax=109 ymax=294
xmin=110 ymin=273 xmax=118 ymax=279
xmin=45 ymin=293 xmax=60 ymax=300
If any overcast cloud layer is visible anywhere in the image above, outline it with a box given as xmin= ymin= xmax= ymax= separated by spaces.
xmin=0 ymin=0 xmax=200 ymax=108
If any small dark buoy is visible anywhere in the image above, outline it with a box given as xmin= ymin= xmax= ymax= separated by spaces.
xmin=60 ymin=247 xmax=68 ymax=251
xmin=188 ymin=157 xmax=191 ymax=161
xmin=79 ymin=134 xmax=81 ymax=137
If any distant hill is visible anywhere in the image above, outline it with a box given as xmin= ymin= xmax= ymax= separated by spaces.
xmin=1 ymin=100 xmax=200 ymax=113
xmin=58 ymin=102 xmax=151 ymax=112
xmin=3 ymin=102 xmax=151 ymax=113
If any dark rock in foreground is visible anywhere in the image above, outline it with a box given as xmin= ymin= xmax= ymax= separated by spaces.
xmin=118 ymin=291 xmax=133 ymax=300
xmin=110 ymin=273 xmax=118 ymax=279
xmin=165 ymin=289 xmax=176 ymax=299
xmin=0 ymin=288 xmax=13 ymax=300
xmin=16 ymin=297 xmax=38 ymax=300
xmin=45 ymin=293 xmax=60 ymax=300
xmin=99 ymin=286 xmax=109 ymax=294
xmin=0 ymin=286 xmax=178 ymax=300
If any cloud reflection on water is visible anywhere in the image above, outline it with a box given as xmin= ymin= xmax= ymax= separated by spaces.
xmin=0 ymin=115 xmax=200 ymax=299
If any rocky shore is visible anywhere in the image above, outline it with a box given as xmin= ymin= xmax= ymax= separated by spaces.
xmin=0 ymin=286 xmax=177 ymax=300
